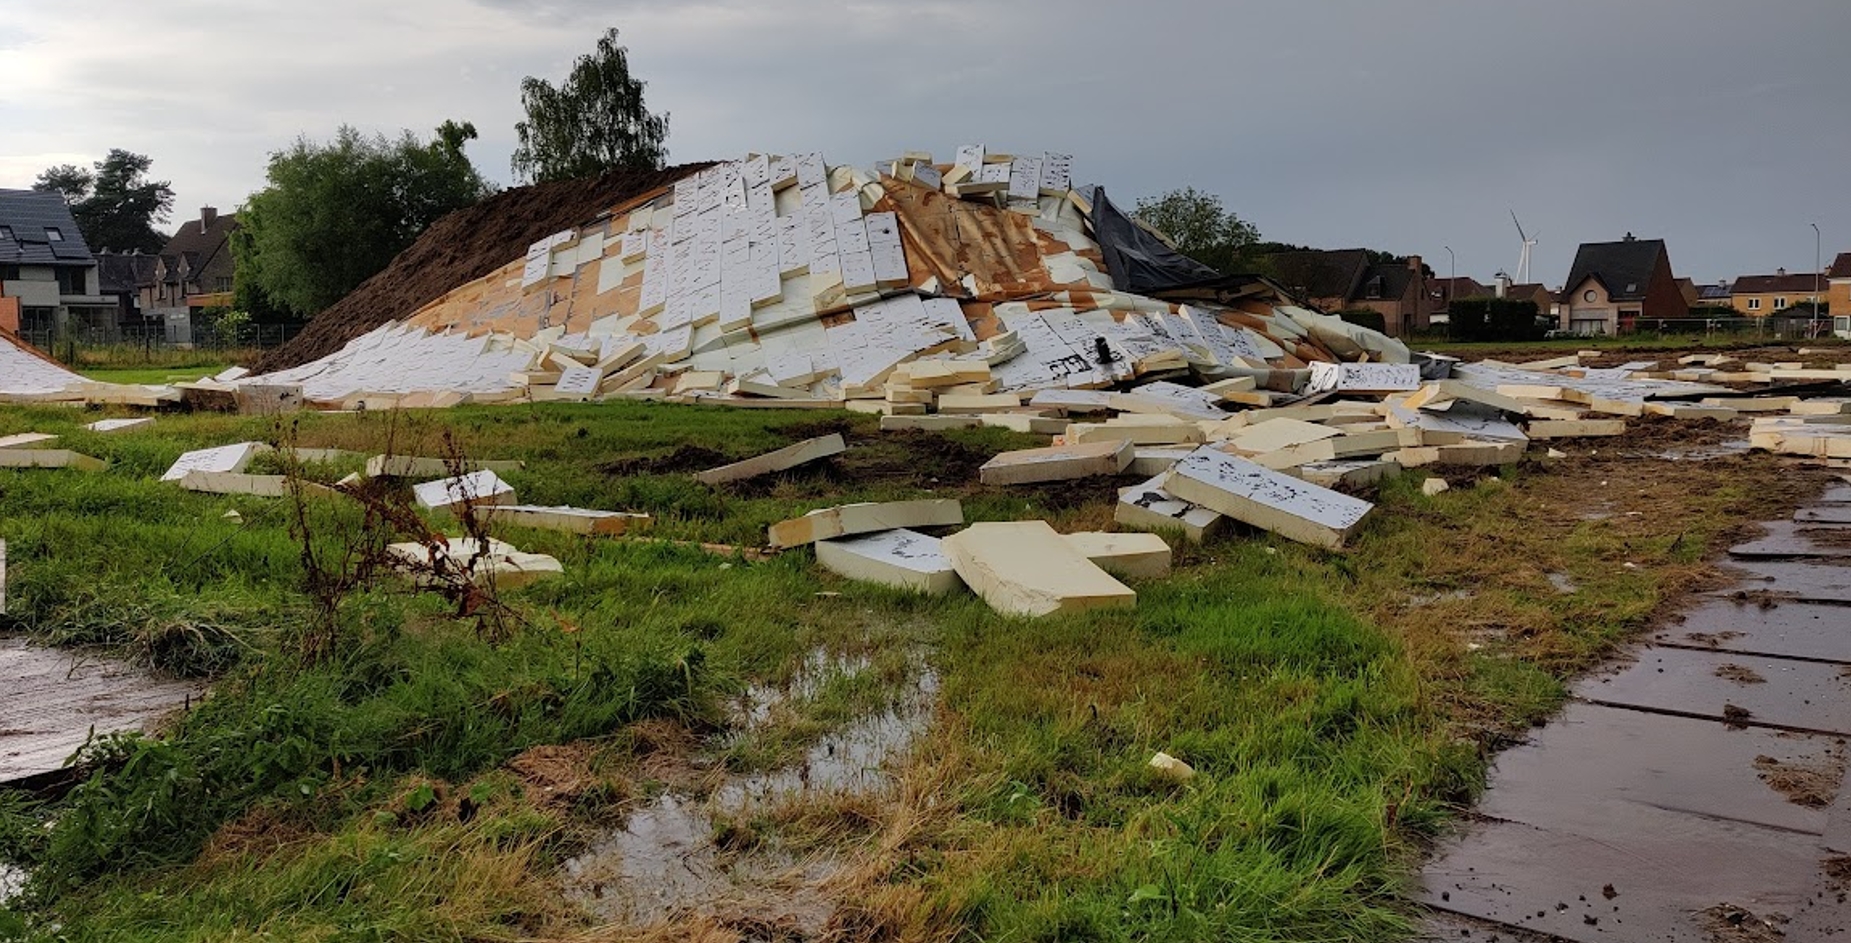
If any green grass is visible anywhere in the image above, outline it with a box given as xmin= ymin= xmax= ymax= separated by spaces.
xmin=0 ymin=400 xmax=1809 ymax=942
xmin=77 ymin=365 xmax=235 ymax=385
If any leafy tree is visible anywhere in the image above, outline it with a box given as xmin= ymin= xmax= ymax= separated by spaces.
xmin=1132 ymin=186 xmax=1260 ymax=274
xmin=511 ymin=27 xmax=669 ymax=184
xmin=30 ymin=150 xmax=173 ymax=252
xmin=32 ymin=164 xmax=93 ymax=206
xmin=1449 ymin=297 xmax=1544 ymax=342
xmin=236 ymin=123 xmax=493 ymax=318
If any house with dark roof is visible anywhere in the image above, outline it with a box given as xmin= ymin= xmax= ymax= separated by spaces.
xmin=95 ymin=250 xmax=161 ymax=329
xmin=1695 ymin=281 xmax=1732 ymax=307
xmin=1555 ymin=234 xmax=1687 ymax=334
xmin=149 ymin=207 xmax=239 ymax=313
xmin=1821 ymin=251 xmax=1851 ymax=337
xmin=1827 ymin=253 xmax=1851 ymax=334
xmin=1428 ymin=275 xmax=1490 ymax=321
xmin=1263 ymin=248 xmax=1434 ymax=335
xmin=1728 ymin=268 xmax=1825 ymax=317
xmin=1501 ymin=282 xmax=1556 ymax=321
xmin=0 ymin=188 xmax=109 ymax=341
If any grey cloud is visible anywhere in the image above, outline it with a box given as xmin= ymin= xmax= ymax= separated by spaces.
xmin=4 ymin=0 xmax=1848 ymax=283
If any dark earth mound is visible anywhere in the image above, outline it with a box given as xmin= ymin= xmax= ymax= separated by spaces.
xmin=252 ymin=162 xmax=712 ymax=374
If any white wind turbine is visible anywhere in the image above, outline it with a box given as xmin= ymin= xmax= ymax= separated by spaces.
xmin=1511 ymin=210 xmax=1539 ymax=284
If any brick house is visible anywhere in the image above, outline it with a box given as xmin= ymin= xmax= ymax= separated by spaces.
xmin=1264 ymin=247 xmax=1435 ymax=335
xmin=149 ymin=207 xmax=239 ymax=311
xmin=1730 ymin=268 xmax=1826 ymax=318
xmin=1555 ymin=235 xmax=1687 ymax=335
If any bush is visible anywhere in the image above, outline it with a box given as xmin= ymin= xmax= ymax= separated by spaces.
xmin=1449 ymin=297 xmax=1544 ymax=342
xmin=1336 ymin=309 xmax=1386 ymax=334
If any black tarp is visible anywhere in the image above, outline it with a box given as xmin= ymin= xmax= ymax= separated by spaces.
xmin=1083 ymin=186 xmax=1222 ymax=294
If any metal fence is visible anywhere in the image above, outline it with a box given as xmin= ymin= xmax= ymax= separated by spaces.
xmin=1624 ymin=317 xmax=1845 ymax=341
xmin=17 ymin=320 xmax=302 ymax=354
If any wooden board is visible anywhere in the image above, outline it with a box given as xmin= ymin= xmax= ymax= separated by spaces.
xmin=412 ymin=469 xmax=517 ymax=512
xmin=693 ymin=433 xmax=846 ymax=486
xmin=160 ymin=442 xmax=268 ymax=481
xmin=768 ymin=498 xmax=964 ymax=549
xmin=479 ymin=504 xmax=652 ymax=536
xmin=1164 ymin=446 xmax=1374 ymax=549
xmin=1114 ymin=474 xmax=1224 ymax=544
xmin=942 ymin=521 xmax=1135 ymax=617
xmin=814 ymin=528 xmax=962 ymax=595
xmin=0 ymin=448 xmax=106 ymax=471
xmin=1061 ymin=531 xmax=1172 ymax=579
xmin=978 ymin=439 xmax=1133 ymax=485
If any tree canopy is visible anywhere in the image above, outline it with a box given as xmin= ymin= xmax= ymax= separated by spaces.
xmin=511 ymin=27 xmax=669 ymax=184
xmin=31 ymin=150 xmax=175 ymax=253
xmin=1133 ymin=187 xmax=1260 ymax=274
xmin=235 ymin=123 xmax=494 ymax=318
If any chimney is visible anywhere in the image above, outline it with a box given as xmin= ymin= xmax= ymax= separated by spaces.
xmin=1494 ymin=271 xmax=1512 ymax=297
xmin=1777 ymin=267 xmax=1787 ymax=277
xmin=200 ymin=207 xmax=218 ymax=229
xmin=1624 ymin=232 xmax=1636 ymax=241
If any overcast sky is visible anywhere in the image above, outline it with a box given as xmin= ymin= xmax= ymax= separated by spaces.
xmin=3 ymin=0 xmax=1846 ymax=286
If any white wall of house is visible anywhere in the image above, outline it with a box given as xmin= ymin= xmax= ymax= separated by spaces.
xmin=1559 ymin=278 xmax=1616 ymax=335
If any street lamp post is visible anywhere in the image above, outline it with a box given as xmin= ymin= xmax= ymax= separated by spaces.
xmin=1812 ymin=223 xmax=1822 ymax=336
xmin=1443 ymin=245 xmax=1455 ymax=324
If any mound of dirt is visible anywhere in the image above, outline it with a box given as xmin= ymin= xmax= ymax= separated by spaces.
xmin=251 ymin=162 xmax=712 ymax=374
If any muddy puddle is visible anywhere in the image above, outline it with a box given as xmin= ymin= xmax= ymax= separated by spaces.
xmin=1628 ymin=438 xmax=1753 ymax=462
xmin=561 ymin=649 xmax=938 ymax=932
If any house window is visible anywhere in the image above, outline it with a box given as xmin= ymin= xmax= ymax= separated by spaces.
xmin=0 ymin=225 xmax=13 ymax=240
xmin=214 ymin=277 xmax=232 ymax=292
xmin=1582 ymin=289 xmax=1597 ymax=303
xmin=1775 ymin=297 xmax=1787 ymax=310
xmin=0 ymin=265 xmax=17 ymax=281
xmin=55 ymin=267 xmax=88 ymax=294
xmin=1748 ymin=298 xmax=1762 ymax=310
xmin=45 ymin=227 xmax=63 ymax=241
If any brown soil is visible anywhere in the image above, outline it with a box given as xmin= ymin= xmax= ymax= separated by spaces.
xmin=599 ymin=445 xmax=732 ymax=477
xmin=1825 ymin=856 xmax=1851 ymax=888
xmin=508 ymin=742 xmax=603 ymax=805
xmin=1700 ymin=903 xmax=1787 ymax=943
xmin=1752 ymin=748 xmax=1846 ymax=808
xmin=251 ymin=163 xmax=712 ymax=374
xmin=1684 ymin=631 xmax=1748 ymax=647
xmin=1608 ymin=413 xmax=1747 ymax=452
xmin=1714 ymin=664 xmax=1768 ymax=684
xmin=1797 ymin=524 xmax=1851 ymax=548
xmin=200 ymin=804 xmax=321 ymax=861
xmin=706 ymin=426 xmax=1131 ymax=510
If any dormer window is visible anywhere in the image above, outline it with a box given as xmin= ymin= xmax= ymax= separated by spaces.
xmin=45 ymin=227 xmax=64 ymax=241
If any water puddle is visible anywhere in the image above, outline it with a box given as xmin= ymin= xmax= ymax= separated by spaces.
xmin=1633 ymin=439 xmax=1753 ymax=462
xmin=561 ymin=649 xmax=938 ymax=931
